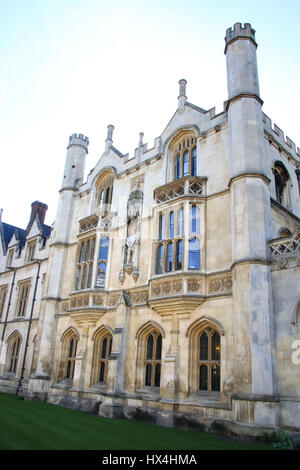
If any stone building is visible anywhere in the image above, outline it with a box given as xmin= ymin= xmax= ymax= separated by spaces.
xmin=0 ymin=22 xmax=300 ymax=437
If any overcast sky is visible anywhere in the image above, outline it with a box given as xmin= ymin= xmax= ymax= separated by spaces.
xmin=1 ymin=0 xmax=299 ymax=228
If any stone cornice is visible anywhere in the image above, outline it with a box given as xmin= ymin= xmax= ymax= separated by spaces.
xmin=228 ymin=173 xmax=271 ymax=188
xmin=226 ymin=93 xmax=263 ymax=111
xmin=231 ymin=259 xmax=270 ymax=270
xmin=224 ymin=36 xmax=257 ymax=54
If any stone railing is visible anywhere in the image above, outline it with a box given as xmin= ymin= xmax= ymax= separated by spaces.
xmin=270 ymin=230 xmax=300 ymax=258
xmin=154 ymin=176 xmax=206 ymax=204
xmin=79 ymin=215 xmax=99 ymax=234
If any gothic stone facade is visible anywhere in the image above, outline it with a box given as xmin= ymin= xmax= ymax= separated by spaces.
xmin=1 ymin=23 xmax=300 ymax=437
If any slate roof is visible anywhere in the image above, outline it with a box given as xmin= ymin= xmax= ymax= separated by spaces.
xmin=0 ymin=220 xmax=52 ymax=252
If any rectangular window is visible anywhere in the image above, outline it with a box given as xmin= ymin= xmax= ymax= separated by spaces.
xmin=296 ymin=170 xmax=300 ymax=196
xmin=26 ymin=241 xmax=36 ymax=263
xmin=6 ymin=249 xmax=13 ymax=268
xmin=96 ymin=237 xmax=109 ymax=288
xmin=0 ymin=286 xmax=8 ymax=320
xmin=16 ymin=282 xmax=30 ymax=317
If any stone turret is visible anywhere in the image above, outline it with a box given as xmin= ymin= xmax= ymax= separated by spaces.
xmin=61 ymin=133 xmax=89 ymax=190
xmin=225 ymin=22 xmax=277 ymax=423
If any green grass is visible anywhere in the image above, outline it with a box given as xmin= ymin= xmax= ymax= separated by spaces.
xmin=0 ymin=392 xmax=272 ymax=450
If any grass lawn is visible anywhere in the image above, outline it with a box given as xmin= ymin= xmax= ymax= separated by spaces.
xmin=0 ymin=392 xmax=273 ymax=450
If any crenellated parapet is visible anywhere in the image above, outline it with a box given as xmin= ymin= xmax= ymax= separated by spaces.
xmin=225 ymin=22 xmax=257 ymax=52
xmin=263 ymin=112 xmax=300 ymax=160
xmin=67 ymin=133 xmax=89 ymax=152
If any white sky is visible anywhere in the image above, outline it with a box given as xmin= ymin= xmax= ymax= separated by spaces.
xmin=1 ymin=0 xmax=300 ymax=228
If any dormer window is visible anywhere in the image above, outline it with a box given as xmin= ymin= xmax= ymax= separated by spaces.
xmin=6 ymin=249 xmax=14 ymax=268
xmin=26 ymin=241 xmax=36 ymax=263
xmin=173 ymin=135 xmax=197 ymax=180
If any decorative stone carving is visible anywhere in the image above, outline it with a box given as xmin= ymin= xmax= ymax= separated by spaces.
xmin=79 ymin=215 xmax=98 ymax=234
xmin=119 ymin=186 xmax=143 ymax=281
xmin=188 ymin=279 xmax=201 ymax=292
xmin=93 ymin=295 xmax=104 ymax=306
xmin=208 ymin=276 xmax=232 ymax=294
xmin=270 ymin=230 xmax=300 ymax=257
xmin=129 ymin=289 xmax=149 ymax=304
xmin=154 ymin=176 xmax=206 ymax=204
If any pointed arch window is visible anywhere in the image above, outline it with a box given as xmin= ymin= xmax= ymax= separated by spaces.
xmin=75 ymin=236 xmax=95 ymax=290
xmin=273 ymin=162 xmax=289 ymax=207
xmin=91 ymin=330 xmax=112 ymax=385
xmin=96 ymin=174 xmax=114 ymax=212
xmin=6 ymin=333 xmax=21 ymax=375
xmin=173 ymin=135 xmax=197 ymax=179
xmin=198 ymin=330 xmax=221 ymax=392
xmin=144 ymin=331 xmax=162 ymax=387
xmin=59 ymin=330 xmax=78 ymax=382
xmin=0 ymin=286 xmax=8 ymax=320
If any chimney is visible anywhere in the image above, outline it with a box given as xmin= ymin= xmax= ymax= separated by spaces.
xmin=28 ymin=201 xmax=48 ymax=229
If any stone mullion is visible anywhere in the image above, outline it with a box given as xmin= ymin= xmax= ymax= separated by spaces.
xmin=183 ymin=201 xmax=190 ymax=271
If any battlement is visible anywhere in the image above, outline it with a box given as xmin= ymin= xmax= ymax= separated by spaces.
xmin=225 ymin=22 xmax=256 ymax=48
xmin=68 ymin=133 xmax=89 ymax=150
xmin=262 ymin=112 xmax=300 ymax=159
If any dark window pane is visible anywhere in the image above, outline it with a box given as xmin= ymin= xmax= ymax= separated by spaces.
xmin=192 ymin=147 xmax=197 ymax=176
xmin=99 ymin=362 xmax=105 ymax=382
xmin=69 ymin=338 xmax=74 ymax=357
xmin=175 ymin=240 xmax=182 ymax=270
xmin=199 ymin=333 xmax=208 ymax=360
xmin=146 ymin=335 xmax=154 ymax=360
xmin=154 ymin=364 xmax=161 ymax=387
xmin=211 ymin=365 xmax=220 ymax=391
xmin=66 ymin=360 xmax=72 ymax=379
xmin=211 ymin=332 xmax=220 ymax=361
xmin=156 ymin=335 xmax=162 ymax=360
xmin=199 ymin=364 xmax=208 ymax=391
xmin=101 ymin=337 xmax=107 ymax=359
xmin=166 ymin=243 xmax=173 ymax=272
xmin=105 ymin=187 xmax=110 ymax=204
xmin=145 ymin=364 xmax=152 ymax=386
